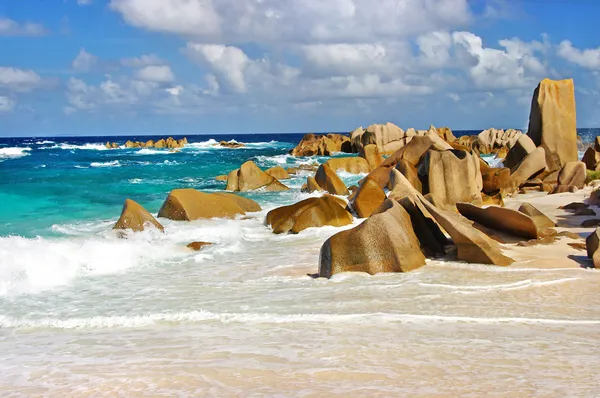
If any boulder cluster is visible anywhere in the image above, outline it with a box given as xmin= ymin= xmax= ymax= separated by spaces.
xmin=112 ymin=77 xmax=600 ymax=272
xmin=105 ymin=137 xmax=188 ymax=150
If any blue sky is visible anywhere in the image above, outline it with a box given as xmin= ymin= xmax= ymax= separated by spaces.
xmin=1 ymin=0 xmax=600 ymax=136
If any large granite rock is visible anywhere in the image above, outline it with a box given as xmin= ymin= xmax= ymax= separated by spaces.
xmin=419 ymin=149 xmax=482 ymax=210
xmin=557 ymin=161 xmax=587 ymax=189
xmin=456 ymin=203 xmax=539 ymax=240
xmin=318 ymin=199 xmax=426 ymax=277
xmin=315 ymin=164 xmax=349 ymax=195
xmin=504 ymin=135 xmax=537 ymax=170
xmin=266 ymin=195 xmax=352 ymax=234
xmin=360 ymin=144 xmax=384 ymax=170
xmin=510 ymin=147 xmax=548 ymax=187
xmin=382 ymin=134 xmax=450 ymax=167
xmin=437 ymin=127 xmax=456 ymax=143
xmin=290 ymin=133 xmax=351 ymax=156
xmin=586 ymin=228 xmax=600 ymax=268
xmin=476 ymin=129 xmax=522 ymax=155
xmin=396 ymin=160 xmax=422 ymax=193
xmin=420 ymin=199 xmax=514 ymax=266
xmin=481 ymin=167 xmax=512 ymax=194
xmin=227 ymin=161 xmax=290 ymax=192
xmin=265 ymin=166 xmax=290 ymax=180
xmin=349 ymin=177 xmax=387 ymax=218
xmin=325 ymin=157 xmax=371 ymax=174
xmin=582 ymin=147 xmax=600 ymax=171
xmin=113 ymin=199 xmax=164 ymax=232
xmin=350 ymin=122 xmax=407 ymax=154
xmin=158 ymin=189 xmax=261 ymax=221
xmin=301 ymin=176 xmax=322 ymax=193
xmin=518 ymin=203 xmax=556 ymax=230
xmin=527 ymin=78 xmax=578 ymax=168
xmin=362 ymin=166 xmax=393 ymax=190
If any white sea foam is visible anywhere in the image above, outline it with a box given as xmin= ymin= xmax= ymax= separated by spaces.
xmin=137 ymin=148 xmax=176 ymax=155
xmin=43 ymin=143 xmax=109 ymax=151
xmin=418 ymin=277 xmax=580 ymax=293
xmin=186 ymin=139 xmax=281 ymax=150
xmin=0 ymin=146 xmax=31 ymax=161
xmin=90 ymin=160 xmax=121 ymax=168
xmin=2 ymin=310 xmax=599 ymax=330
xmin=35 ymin=140 xmax=55 ymax=145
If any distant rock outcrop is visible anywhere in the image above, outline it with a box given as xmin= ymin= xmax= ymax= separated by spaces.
xmin=106 ymin=137 xmax=188 ymax=150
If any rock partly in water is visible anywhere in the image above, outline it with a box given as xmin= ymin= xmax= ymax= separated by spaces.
xmin=301 ymin=176 xmax=323 ymax=193
xmin=215 ymin=175 xmax=228 ymax=181
xmin=527 ymin=78 xmax=578 ymax=168
xmin=315 ymin=164 xmax=349 ymax=196
xmin=187 ymin=242 xmax=212 ymax=251
xmin=290 ymin=133 xmax=351 ymax=156
xmin=227 ymin=161 xmax=290 ymax=192
xmin=266 ymin=195 xmax=352 ymax=234
xmin=325 ymin=157 xmax=371 ymax=174
xmin=158 ymin=189 xmax=261 ymax=221
xmin=318 ymin=199 xmax=426 ymax=277
xmin=350 ymin=177 xmax=387 ymax=218
xmin=265 ymin=166 xmax=290 ymax=180
xmin=113 ymin=199 xmax=164 ymax=232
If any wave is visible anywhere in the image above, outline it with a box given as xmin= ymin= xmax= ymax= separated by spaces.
xmin=186 ymin=139 xmax=282 ymax=150
xmin=137 ymin=148 xmax=176 ymax=155
xmin=0 ymin=147 xmax=31 ymax=161
xmin=2 ymin=310 xmax=599 ymax=330
xmin=35 ymin=140 xmax=55 ymax=145
xmin=481 ymin=154 xmax=504 ymax=168
xmin=43 ymin=143 xmax=109 ymax=151
xmin=90 ymin=160 xmax=121 ymax=168
xmin=418 ymin=277 xmax=579 ymax=293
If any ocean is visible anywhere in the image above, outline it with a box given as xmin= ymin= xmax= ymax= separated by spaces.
xmin=1 ymin=130 xmax=600 ymax=396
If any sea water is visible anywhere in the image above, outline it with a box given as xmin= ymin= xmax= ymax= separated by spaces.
xmin=1 ymin=132 xmax=600 ymax=396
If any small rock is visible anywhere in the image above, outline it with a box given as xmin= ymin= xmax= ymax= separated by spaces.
xmin=581 ymin=219 xmax=600 ymax=227
xmin=187 ymin=242 xmax=212 ymax=251
xmin=575 ymin=208 xmax=596 ymax=216
xmin=568 ymin=242 xmax=587 ymax=251
xmin=560 ymin=202 xmax=588 ymax=210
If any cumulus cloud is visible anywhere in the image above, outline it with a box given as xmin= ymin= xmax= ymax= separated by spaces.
xmin=110 ymin=0 xmax=471 ymax=43
xmin=134 ymin=65 xmax=175 ymax=83
xmin=0 ymin=67 xmax=43 ymax=92
xmin=557 ymin=40 xmax=600 ymax=69
xmin=0 ymin=17 xmax=47 ymax=36
xmin=72 ymin=49 xmax=99 ymax=72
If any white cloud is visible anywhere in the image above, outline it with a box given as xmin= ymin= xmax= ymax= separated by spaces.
xmin=557 ymin=40 xmax=600 ymax=69
xmin=72 ymin=49 xmax=98 ymax=72
xmin=121 ymin=54 xmax=164 ymax=67
xmin=0 ymin=17 xmax=47 ymax=36
xmin=134 ymin=65 xmax=175 ymax=83
xmin=110 ymin=0 xmax=471 ymax=43
xmin=0 ymin=96 xmax=15 ymax=112
xmin=0 ymin=67 xmax=43 ymax=92
xmin=184 ymin=43 xmax=252 ymax=93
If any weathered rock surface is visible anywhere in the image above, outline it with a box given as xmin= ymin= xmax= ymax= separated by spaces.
xmin=266 ymin=195 xmax=352 ymax=234
xmin=482 ymin=168 xmax=512 ymax=194
xmin=360 ymin=144 xmax=384 ymax=170
xmin=265 ymin=166 xmax=290 ymax=180
xmin=301 ymin=176 xmax=322 ymax=193
xmin=527 ymin=78 xmax=578 ymax=167
xmin=325 ymin=157 xmax=371 ymax=174
xmin=290 ymin=133 xmax=351 ymax=156
xmin=315 ymin=164 xmax=349 ymax=195
xmin=476 ymin=128 xmax=523 ymax=155
xmin=557 ymin=161 xmax=586 ymax=189
xmin=457 ymin=203 xmax=538 ymax=240
xmin=227 ymin=161 xmax=290 ymax=192
xmin=396 ymin=160 xmax=422 ymax=193
xmin=420 ymin=199 xmax=514 ymax=266
xmin=381 ymin=134 xmax=450 ymax=167
xmin=582 ymin=147 xmax=600 ymax=171
xmin=503 ymin=135 xmax=537 ymax=170
xmin=518 ymin=203 xmax=556 ymax=230
xmin=187 ymin=242 xmax=212 ymax=251
xmin=586 ymin=228 xmax=600 ymax=268
xmin=419 ymin=149 xmax=482 ymax=210
xmin=113 ymin=199 xmax=164 ymax=232
xmin=510 ymin=147 xmax=548 ymax=187
xmin=158 ymin=189 xmax=261 ymax=221
xmin=319 ymin=199 xmax=426 ymax=277
xmin=350 ymin=177 xmax=387 ymax=218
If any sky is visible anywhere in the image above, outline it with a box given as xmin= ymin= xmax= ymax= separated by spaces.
xmin=1 ymin=0 xmax=600 ymax=137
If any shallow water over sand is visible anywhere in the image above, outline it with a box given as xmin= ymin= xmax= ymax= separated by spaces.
xmin=1 ymin=134 xmax=600 ymax=396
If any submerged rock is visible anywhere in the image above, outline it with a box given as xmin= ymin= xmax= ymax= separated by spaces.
xmin=319 ymin=199 xmax=426 ymax=277
xmin=266 ymin=195 xmax=352 ymax=234
xmin=113 ymin=199 xmax=164 ymax=232
xmin=158 ymin=189 xmax=261 ymax=221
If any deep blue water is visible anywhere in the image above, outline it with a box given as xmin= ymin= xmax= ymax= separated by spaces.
xmin=1 ymin=129 xmax=598 ymax=238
